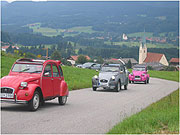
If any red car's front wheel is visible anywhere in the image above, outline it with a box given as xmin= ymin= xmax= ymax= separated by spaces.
xmin=28 ymin=91 xmax=40 ymax=111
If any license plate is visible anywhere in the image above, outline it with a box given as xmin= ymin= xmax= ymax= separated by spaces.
xmin=135 ymin=78 xmax=141 ymax=80
xmin=0 ymin=93 xmax=14 ymax=98
xmin=99 ymin=83 xmax=108 ymax=87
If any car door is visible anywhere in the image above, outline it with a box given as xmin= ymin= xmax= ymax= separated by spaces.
xmin=52 ymin=64 xmax=61 ymax=97
xmin=42 ymin=64 xmax=54 ymax=98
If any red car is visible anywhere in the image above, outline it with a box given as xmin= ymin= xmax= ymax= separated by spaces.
xmin=0 ymin=58 xmax=69 ymax=111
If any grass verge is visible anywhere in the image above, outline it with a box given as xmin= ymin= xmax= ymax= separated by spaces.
xmin=108 ymin=89 xmax=179 ymax=134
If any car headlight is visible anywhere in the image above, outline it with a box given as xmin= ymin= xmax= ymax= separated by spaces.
xmin=94 ymin=75 xmax=98 ymax=79
xmin=112 ymin=76 xmax=115 ymax=80
xmin=21 ymin=82 xmax=28 ymax=87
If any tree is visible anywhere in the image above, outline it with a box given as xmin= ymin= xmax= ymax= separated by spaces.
xmin=51 ymin=50 xmax=61 ymax=60
xmin=126 ymin=60 xmax=132 ymax=69
xmin=78 ymin=48 xmax=83 ymax=55
xmin=96 ymin=56 xmax=104 ymax=64
xmin=76 ymin=55 xmax=87 ymax=64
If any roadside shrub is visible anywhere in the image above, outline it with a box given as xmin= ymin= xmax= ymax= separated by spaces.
xmin=147 ymin=66 xmax=153 ymax=70
xmin=163 ymin=66 xmax=177 ymax=71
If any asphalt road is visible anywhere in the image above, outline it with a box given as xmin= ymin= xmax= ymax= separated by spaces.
xmin=1 ymin=78 xmax=179 ymax=134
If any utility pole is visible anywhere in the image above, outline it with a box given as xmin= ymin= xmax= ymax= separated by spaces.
xmin=43 ymin=48 xmax=48 ymax=59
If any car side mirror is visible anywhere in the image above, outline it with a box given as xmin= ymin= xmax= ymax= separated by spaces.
xmin=44 ymin=72 xmax=50 ymax=77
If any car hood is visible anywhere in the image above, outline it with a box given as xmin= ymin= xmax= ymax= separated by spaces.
xmin=1 ymin=75 xmax=40 ymax=88
xmin=132 ymin=71 xmax=146 ymax=76
xmin=99 ymin=72 xmax=118 ymax=80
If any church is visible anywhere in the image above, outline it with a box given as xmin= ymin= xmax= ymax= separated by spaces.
xmin=139 ymin=39 xmax=169 ymax=66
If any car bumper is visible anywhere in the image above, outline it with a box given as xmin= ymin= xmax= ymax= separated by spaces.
xmin=0 ymin=98 xmax=28 ymax=104
xmin=92 ymin=80 xmax=117 ymax=89
xmin=129 ymin=78 xmax=146 ymax=82
xmin=0 ymin=94 xmax=28 ymax=104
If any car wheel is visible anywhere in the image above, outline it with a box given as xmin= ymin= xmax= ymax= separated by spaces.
xmin=132 ymin=81 xmax=134 ymax=83
xmin=58 ymin=96 xmax=67 ymax=105
xmin=115 ymin=81 xmax=121 ymax=92
xmin=147 ymin=78 xmax=149 ymax=83
xmin=124 ymin=84 xmax=127 ymax=90
xmin=144 ymin=80 xmax=147 ymax=84
xmin=129 ymin=80 xmax=131 ymax=83
xmin=93 ymin=87 xmax=97 ymax=91
xmin=28 ymin=91 xmax=40 ymax=111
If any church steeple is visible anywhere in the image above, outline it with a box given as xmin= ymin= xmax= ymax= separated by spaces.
xmin=139 ymin=29 xmax=147 ymax=64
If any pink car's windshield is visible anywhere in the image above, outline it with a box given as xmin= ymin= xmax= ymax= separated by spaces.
xmin=12 ymin=63 xmax=43 ymax=73
xmin=133 ymin=67 xmax=146 ymax=71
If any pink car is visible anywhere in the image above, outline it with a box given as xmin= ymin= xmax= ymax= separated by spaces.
xmin=129 ymin=65 xmax=149 ymax=84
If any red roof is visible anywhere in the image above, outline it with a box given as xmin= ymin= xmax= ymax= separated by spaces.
xmin=1 ymin=45 xmax=19 ymax=49
xmin=144 ymin=52 xmax=163 ymax=63
xmin=1 ymin=45 xmax=10 ymax=49
xmin=111 ymin=58 xmax=119 ymax=61
xmin=71 ymin=55 xmax=91 ymax=61
xmin=169 ymin=58 xmax=179 ymax=63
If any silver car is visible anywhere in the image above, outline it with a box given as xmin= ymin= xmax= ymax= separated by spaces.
xmin=92 ymin=63 xmax=128 ymax=92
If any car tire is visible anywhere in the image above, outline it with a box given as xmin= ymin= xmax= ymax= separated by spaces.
xmin=147 ymin=78 xmax=149 ymax=84
xmin=93 ymin=87 xmax=97 ymax=91
xmin=58 ymin=96 xmax=67 ymax=105
xmin=132 ymin=81 xmax=134 ymax=83
xmin=124 ymin=84 xmax=127 ymax=90
xmin=144 ymin=80 xmax=147 ymax=84
xmin=115 ymin=81 xmax=121 ymax=92
xmin=28 ymin=91 xmax=40 ymax=111
xmin=129 ymin=80 xmax=131 ymax=83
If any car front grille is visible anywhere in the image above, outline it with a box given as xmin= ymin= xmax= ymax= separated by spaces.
xmin=100 ymin=79 xmax=108 ymax=83
xmin=135 ymin=76 xmax=141 ymax=78
xmin=1 ymin=87 xmax=14 ymax=94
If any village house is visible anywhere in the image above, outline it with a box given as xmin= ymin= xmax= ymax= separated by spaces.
xmin=169 ymin=58 xmax=179 ymax=66
xmin=67 ymin=55 xmax=91 ymax=65
xmin=1 ymin=45 xmax=19 ymax=52
xmin=139 ymin=40 xmax=169 ymax=67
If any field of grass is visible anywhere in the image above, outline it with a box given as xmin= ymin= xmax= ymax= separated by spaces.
xmin=127 ymin=32 xmax=153 ymax=38
xmin=62 ymin=66 xmax=97 ymax=90
xmin=28 ymin=23 xmax=96 ymax=37
xmin=1 ymin=54 xmax=97 ymax=90
xmin=105 ymin=41 xmax=178 ymax=49
xmin=108 ymin=70 xmax=179 ymax=134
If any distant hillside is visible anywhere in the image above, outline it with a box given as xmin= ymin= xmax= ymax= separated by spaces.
xmin=2 ymin=1 xmax=179 ymax=35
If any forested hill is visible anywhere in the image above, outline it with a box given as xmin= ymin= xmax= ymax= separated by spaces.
xmin=2 ymin=1 xmax=179 ymax=34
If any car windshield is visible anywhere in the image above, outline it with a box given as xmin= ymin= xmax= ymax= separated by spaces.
xmin=133 ymin=67 xmax=146 ymax=71
xmin=83 ymin=63 xmax=94 ymax=67
xmin=101 ymin=66 xmax=119 ymax=72
xmin=12 ymin=63 xmax=43 ymax=73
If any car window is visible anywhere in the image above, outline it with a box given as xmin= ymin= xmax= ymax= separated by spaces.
xmin=59 ymin=66 xmax=63 ymax=77
xmin=12 ymin=64 xmax=43 ymax=73
xmin=43 ymin=64 xmax=52 ymax=77
xmin=52 ymin=65 xmax=60 ymax=77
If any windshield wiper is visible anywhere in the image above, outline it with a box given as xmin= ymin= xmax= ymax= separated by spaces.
xmin=30 ymin=71 xmax=42 ymax=73
xmin=19 ymin=68 xmax=30 ymax=73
